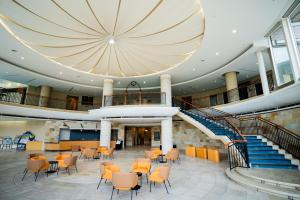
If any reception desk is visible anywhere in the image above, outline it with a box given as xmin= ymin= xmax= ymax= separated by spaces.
xmin=26 ymin=141 xmax=43 ymax=151
xmin=45 ymin=141 xmax=99 ymax=151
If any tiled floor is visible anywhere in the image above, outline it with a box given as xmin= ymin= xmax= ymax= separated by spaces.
xmin=0 ymin=148 xmax=284 ymax=200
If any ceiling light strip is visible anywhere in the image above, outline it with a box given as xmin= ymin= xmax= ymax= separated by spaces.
xmin=31 ymin=39 xmax=102 ymax=48
xmin=115 ymin=45 xmax=141 ymax=76
xmin=106 ymin=45 xmax=113 ymax=75
xmin=72 ymin=42 xmax=107 ymax=67
xmin=128 ymin=10 xmax=199 ymax=38
xmin=112 ymin=0 xmax=122 ymax=36
xmin=0 ymin=14 xmax=100 ymax=40
xmin=117 ymin=0 xmax=164 ymax=36
xmin=85 ymin=0 xmax=109 ymax=34
xmin=51 ymin=0 xmax=104 ymax=35
xmin=12 ymin=0 xmax=100 ymax=37
xmin=89 ymin=44 xmax=109 ymax=73
xmin=113 ymin=46 xmax=126 ymax=77
xmin=49 ymin=40 xmax=102 ymax=59
xmin=120 ymin=42 xmax=161 ymax=75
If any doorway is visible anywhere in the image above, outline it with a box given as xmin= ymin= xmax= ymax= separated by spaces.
xmin=124 ymin=126 xmax=152 ymax=148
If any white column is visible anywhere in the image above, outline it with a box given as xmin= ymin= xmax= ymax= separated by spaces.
xmin=282 ymin=18 xmax=300 ymax=82
xmin=39 ymin=86 xmax=51 ymax=107
xmin=160 ymin=74 xmax=172 ymax=106
xmin=256 ymin=51 xmax=270 ymax=95
xmin=161 ymin=117 xmax=173 ymax=154
xmin=100 ymin=120 xmax=111 ymax=147
xmin=102 ymin=79 xmax=114 ymax=106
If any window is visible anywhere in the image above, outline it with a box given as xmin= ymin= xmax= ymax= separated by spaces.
xmin=209 ymin=95 xmax=217 ymax=106
xmin=290 ymin=4 xmax=300 ymax=58
xmin=82 ymin=96 xmax=93 ymax=105
xmin=269 ymin=26 xmax=294 ymax=86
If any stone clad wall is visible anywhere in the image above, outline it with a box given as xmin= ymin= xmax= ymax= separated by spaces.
xmin=173 ymin=120 xmax=224 ymax=150
xmin=259 ymin=107 xmax=300 ymax=136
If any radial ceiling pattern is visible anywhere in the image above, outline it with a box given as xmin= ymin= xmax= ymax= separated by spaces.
xmin=0 ymin=0 xmax=204 ymax=77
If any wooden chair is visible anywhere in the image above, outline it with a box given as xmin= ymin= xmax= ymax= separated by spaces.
xmin=110 ymin=172 xmax=138 ymax=200
xmin=149 ymin=164 xmax=171 ymax=193
xmin=102 ymin=148 xmax=115 ymax=159
xmin=22 ymin=159 xmax=45 ymax=182
xmin=131 ymin=158 xmax=151 ymax=184
xmin=97 ymin=163 xmax=120 ymax=189
xmin=57 ymin=155 xmax=78 ymax=175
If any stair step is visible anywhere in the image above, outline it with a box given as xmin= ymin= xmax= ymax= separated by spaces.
xmin=226 ymin=168 xmax=300 ymax=199
xmin=247 ymin=146 xmax=273 ymax=150
xmin=248 ymin=150 xmax=278 ymax=154
xmin=250 ymin=159 xmax=292 ymax=165
xmin=245 ymin=136 xmax=259 ymax=139
xmin=249 ymin=155 xmax=285 ymax=160
xmin=247 ymin=143 xmax=268 ymax=147
xmin=251 ymin=164 xmax=298 ymax=170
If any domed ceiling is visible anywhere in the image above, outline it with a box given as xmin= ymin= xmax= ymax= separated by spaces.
xmin=0 ymin=0 xmax=205 ymax=77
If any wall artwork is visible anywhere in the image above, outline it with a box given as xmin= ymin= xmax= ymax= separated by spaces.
xmin=44 ymin=127 xmax=60 ymax=143
xmin=154 ymin=131 xmax=160 ymax=141
xmin=66 ymin=95 xmax=79 ymax=110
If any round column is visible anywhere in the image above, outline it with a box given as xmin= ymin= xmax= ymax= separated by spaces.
xmin=256 ymin=51 xmax=270 ymax=95
xmin=102 ymin=79 xmax=114 ymax=106
xmin=100 ymin=120 xmax=111 ymax=147
xmin=39 ymin=86 xmax=51 ymax=107
xmin=160 ymin=74 xmax=172 ymax=106
xmin=161 ymin=117 xmax=173 ymax=154
xmin=224 ymin=72 xmax=239 ymax=102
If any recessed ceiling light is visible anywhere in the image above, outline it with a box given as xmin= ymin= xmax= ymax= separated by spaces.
xmin=90 ymin=79 xmax=94 ymax=82
xmin=192 ymin=68 xmax=196 ymax=71
xmin=256 ymin=62 xmax=259 ymax=65
xmin=59 ymin=72 xmax=63 ymax=75
xmin=5 ymin=72 xmax=9 ymax=74
xmin=20 ymin=56 xmax=24 ymax=60
xmin=201 ymin=59 xmax=205 ymax=62
xmin=143 ymin=81 xmax=146 ymax=84
xmin=117 ymin=81 xmax=121 ymax=85
xmin=214 ymin=80 xmax=217 ymax=83
xmin=232 ymin=29 xmax=237 ymax=34
xmin=215 ymin=52 xmax=220 ymax=56
xmin=109 ymin=37 xmax=115 ymax=45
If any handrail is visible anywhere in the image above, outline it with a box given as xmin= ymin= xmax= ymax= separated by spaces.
xmin=173 ymin=97 xmax=245 ymax=140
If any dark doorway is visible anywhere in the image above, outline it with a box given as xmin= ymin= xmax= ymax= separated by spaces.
xmin=182 ymin=96 xmax=192 ymax=110
xmin=124 ymin=127 xmax=151 ymax=148
xmin=238 ymin=87 xmax=248 ymax=100
xmin=255 ymin=83 xmax=263 ymax=96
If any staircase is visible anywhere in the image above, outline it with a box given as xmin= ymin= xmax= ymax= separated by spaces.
xmin=181 ymin=110 xmax=243 ymax=141
xmin=246 ymin=135 xmax=299 ymax=170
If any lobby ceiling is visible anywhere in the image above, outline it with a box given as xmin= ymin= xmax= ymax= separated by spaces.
xmin=0 ymin=0 xmax=294 ymax=95
xmin=0 ymin=0 xmax=204 ymax=77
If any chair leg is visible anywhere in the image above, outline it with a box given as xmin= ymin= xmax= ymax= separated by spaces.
xmin=146 ymin=174 xmax=148 ymax=184
xmin=22 ymin=169 xmax=28 ymax=181
xmin=150 ymin=181 xmax=152 ymax=192
xmin=67 ymin=168 xmax=70 ymax=175
xmin=110 ymin=187 xmax=114 ymax=200
xmin=75 ymin=165 xmax=78 ymax=172
xmin=167 ymin=179 xmax=171 ymax=188
xmin=97 ymin=178 xmax=102 ymax=189
xmin=105 ymin=179 xmax=107 ymax=183
xmin=163 ymin=181 xmax=169 ymax=194
xmin=117 ymin=189 xmax=119 ymax=194
xmin=34 ymin=171 xmax=40 ymax=182
xmin=57 ymin=167 xmax=60 ymax=175
xmin=130 ymin=189 xmax=133 ymax=200
xmin=135 ymin=189 xmax=137 ymax=196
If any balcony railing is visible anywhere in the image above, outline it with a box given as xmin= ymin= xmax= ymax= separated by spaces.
xmin=0 ymin=90 xmax=101 ymax=111
xmin=103 ymin=92 xmax=166 ymax=107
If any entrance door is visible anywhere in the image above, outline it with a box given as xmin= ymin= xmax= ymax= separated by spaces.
xmin=124 ymin=127 xmax=151 ymax=148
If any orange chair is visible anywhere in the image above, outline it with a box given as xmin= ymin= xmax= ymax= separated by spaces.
xmin=57 ymin=155 xmax=78 ymax=175
xmin=145 ymin=150 xmax=158 ymax=162
xmin=22 ymin=159 xmax=45 ymax=182
xmin=149 ymin=164 xmax=171 ymax=193
xmin=56 ymin=153 xmax=72 ymax=167
xmin=97 ymin=163 xmax=120 ymax=189
xmin=82 ymin=148 xmax=98 ymax=160
xmin=110 ymin=172 xmax=138 ymax=200
xmin=131 ymin=158 xmax=151 ymax=184
xmin=102 ymin=148 xmax=115 ymax=159
xmin=207 ymin=148 xmax=220 ymax=163
xmin=29 ymin=155 xmax=50 ymax=172
xmin=165 ymin=148 xmax=179 ymax=163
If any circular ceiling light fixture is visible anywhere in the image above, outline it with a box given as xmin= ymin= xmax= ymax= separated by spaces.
xmin=0 ymin=0 xmax=205 ymax=77
xmin=108 ymin=37 xmax=115 ymax=45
